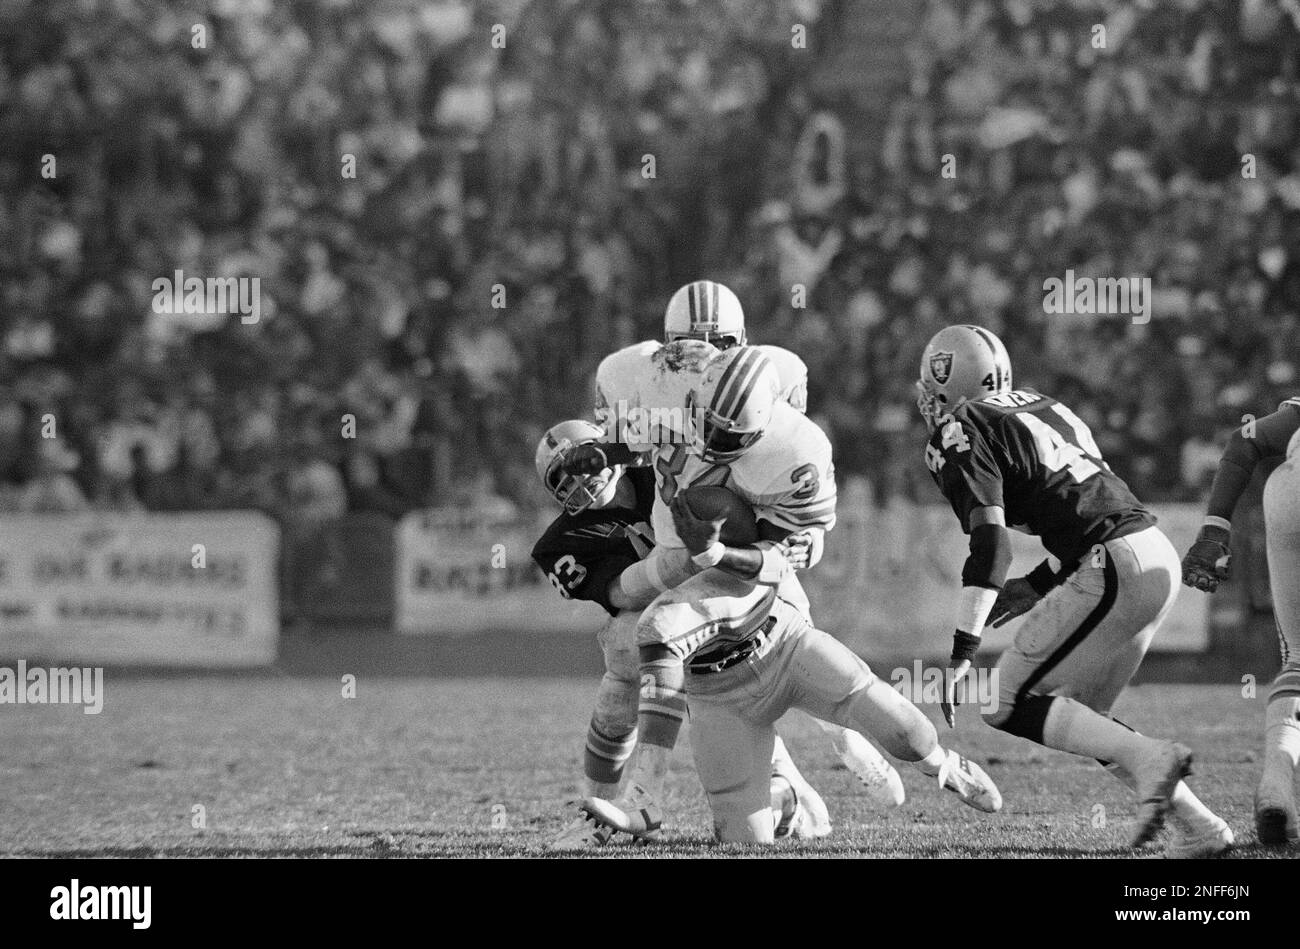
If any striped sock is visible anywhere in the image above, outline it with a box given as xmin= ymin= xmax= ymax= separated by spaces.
xmin=584 ymin=720 xmax=637 ymax=795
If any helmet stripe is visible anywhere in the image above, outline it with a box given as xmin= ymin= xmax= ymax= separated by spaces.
xmin=710 ymin=280 xmax=719 ymax=326
xmin=687 ymin=282 xmax=698 ymax=324
xmin=711 ymin=348 xmax=757 ymax=416
xmin=715 ymin=348 xmax=769 ymax=422
xmin=967 ymin=325 xmax=1008 ymax=390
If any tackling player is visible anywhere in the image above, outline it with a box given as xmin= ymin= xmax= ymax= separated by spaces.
xmin=919 ymin=324 xmax=1231 ymax=857
xmin=569 ymin=345 xmax=1000 ymax=843
xmin=1179 ymin=399 xmax=1300 ymax=844
xmin=533 ymin=415 xmax=835 ymax=846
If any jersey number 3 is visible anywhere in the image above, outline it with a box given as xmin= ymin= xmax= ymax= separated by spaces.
xmin=547 ymin=554 xmax=588 ymax=599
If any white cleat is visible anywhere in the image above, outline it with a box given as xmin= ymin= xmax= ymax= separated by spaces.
xmin=836 ymin=729 xmax=905 ymax=808
xmin=546 ymin=805 xmax=614 ymax=851
xmin=771 ymin=773 xmax=831 ymax=839
xmin=580 ymin=782 xmax=663 ymax=838
xmin=1166 ymin=816 xmax=1234 ymax=859
xmin=1130 ymin=741 xmax=1193 ymax=848
xmin=1254 ymin=767 xmax=1299 ymax=846
xmin=937 ymin=750 xmax=1002 ymax=813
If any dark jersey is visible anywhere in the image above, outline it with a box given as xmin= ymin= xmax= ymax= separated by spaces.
xmin=530 ymin=467 xmax=657 ymax=617
xmin=1205 ymin=398 xmax=1300 ymax=521
xmin=925 ymin=388 xmax=1155 ymax=567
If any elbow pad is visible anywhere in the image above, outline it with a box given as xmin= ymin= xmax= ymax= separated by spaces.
xmin=961 ymin=524 xmax=1013 ymax=590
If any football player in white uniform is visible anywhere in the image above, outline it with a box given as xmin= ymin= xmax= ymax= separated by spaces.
xmin=1179 ymin=399 xmax=1300 ymax=844
xmin=532 ymin=419 xmax=831 ymax=847
xmin=569 ymin=346 xmax=1000 ymax=843
xmin=593 ymin=283 xmax=904 ymax=824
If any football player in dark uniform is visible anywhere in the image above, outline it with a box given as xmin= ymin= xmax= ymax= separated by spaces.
xmin=531 ymin=419 xmax=832 ymax=847
xmin=1180 ymin=399 xmax=1300 ymax=844
xmin=917 ymin=324 xmax=1230 ymax=857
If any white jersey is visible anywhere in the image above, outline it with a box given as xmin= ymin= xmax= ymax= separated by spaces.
xmin=594 ymin=340 xmax=716 ymax=453
xmin=648 ymin=402 xmax=837 ymax=618
xmin=755 ymin=344 xmax=808 ymax=414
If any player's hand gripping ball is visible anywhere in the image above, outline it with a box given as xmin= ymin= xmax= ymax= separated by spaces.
xmin=1181 ymin=525 xmax=1231 ymax=592
xmin=672 ymin=486 xmax=759 ymax=553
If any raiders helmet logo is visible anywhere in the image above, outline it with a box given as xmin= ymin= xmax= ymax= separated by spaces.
xmin=929 ymin=351 xmax=954 ymax=385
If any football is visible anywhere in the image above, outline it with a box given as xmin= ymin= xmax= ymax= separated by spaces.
xmin=678 ymin=485 xmax=760 ymax=545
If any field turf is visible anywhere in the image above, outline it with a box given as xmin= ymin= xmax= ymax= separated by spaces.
xmin=0 ymin=677 xmax=1293 ymax=858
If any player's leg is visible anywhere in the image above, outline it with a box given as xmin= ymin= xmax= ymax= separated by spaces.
xmin=584 ymin=611 xmax=640 ymax=797
xmin=986 ymin=528 xmax=1208 ymax=848
xmin=549 ymin=612 xmax=641 ymax=850
xmin=804 ymin=715 xmax=905 ymax=808
xmin=582 ymin=569 xmax=772 ymax=833
xmin=1259 ymin=462 xmax=1300 ymax=844
xmin=687 ymin=685 xmax=778 ymax=843
xmin=772 ymin=616 xmax=1001 ymax=812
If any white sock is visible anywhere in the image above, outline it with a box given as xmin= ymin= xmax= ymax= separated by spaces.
xmin=1042 ymin=697 xmax=1155 ymax=774
xmin=914 ymin=745 xmax=947 ymax=777
xmin=1264 ymin=696 xmax=1300 ymax=772
xmin=585 ymin=778 xmax=620 ymax=800
xmin=1106 ymin=761 xmax=1216 ymax=833
xmin=627 ymin=744 xmax=671 ymax=800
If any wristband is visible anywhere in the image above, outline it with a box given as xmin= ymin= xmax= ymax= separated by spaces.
xmin=691 ymin=542 xmax=726 ymax=568
xmin=951 ymin=630 xmax=981 ymax=664
xmin=1024 ymin=560 xmax=1059 ymax=596
xmin=1202 ymin=516 xmax=1231 ymax=533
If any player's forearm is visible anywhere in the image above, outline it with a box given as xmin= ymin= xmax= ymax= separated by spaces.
xmin=609 ymin=548 xmax=703 ymax=610
xmin=953 ymin=519 xmax=1013 ymax=650
xmin=1205 ymin=413 xmax=1297 ymax=524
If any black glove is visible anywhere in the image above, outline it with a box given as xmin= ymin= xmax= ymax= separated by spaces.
xmin=1181 ymin=525 xmax=1230 ymax=592
xmin=989 ymin=577 xmax=1043 ymax=628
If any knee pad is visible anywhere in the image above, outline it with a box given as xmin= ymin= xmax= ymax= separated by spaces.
xmin=987 ymin=693 xmax=1056 ymax=743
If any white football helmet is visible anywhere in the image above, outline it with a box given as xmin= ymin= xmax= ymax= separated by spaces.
xmin=916 ymin=324 xmax=1012 ymax=432
xmin=664 ymin=280 xmax=746 ymax=348
xmin=534 ymin=419 xmax=623 ymax=514
xmin=688 ymin=346 xmax=780 ymax=463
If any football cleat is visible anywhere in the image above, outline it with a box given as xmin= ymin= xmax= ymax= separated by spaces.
xmin=546 ymin=805 xmax=615 ymax=851
xmin=1164 ymin=811 xmax=1232 ymax=857
xmin=579 ymin=782 xmax=663 ymax=839
xmin=837 ymin=730 xmax=906 ymax=808
xmin=1165 ymin=814 xmax=1233 ymax=859
xmin=937 ymin=750 xmax=1002 ymax=813
xmin=1254 ymin=768 xmax=1299 ymax=846
xmin=1130 ymin=741 xmax=1194 ymax=848
xmin=770 ymin=773 xmax=831 ymax=840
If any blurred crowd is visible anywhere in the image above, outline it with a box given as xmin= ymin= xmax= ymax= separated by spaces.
xmin=1 ymin=0 xmax=1298 ymax=525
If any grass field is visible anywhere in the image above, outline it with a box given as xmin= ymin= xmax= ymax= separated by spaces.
xmin=0 ymin=676 xmax=1294 ymax=858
